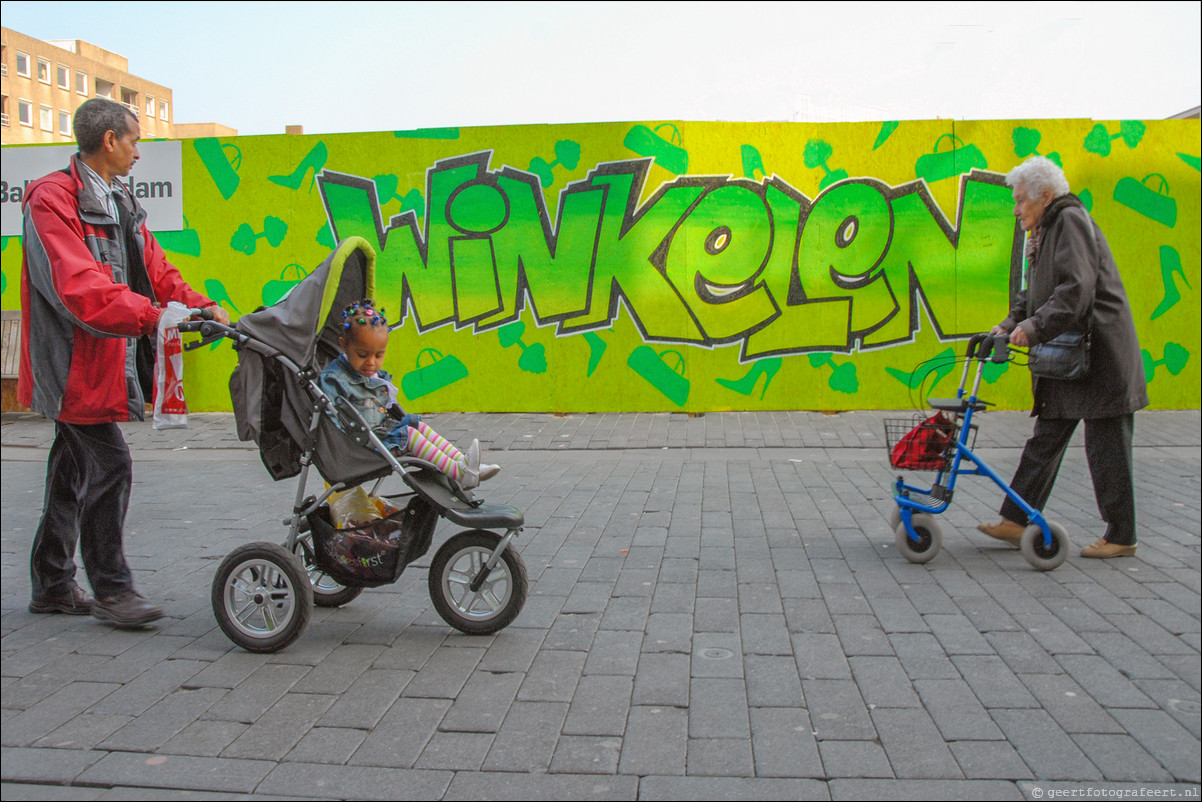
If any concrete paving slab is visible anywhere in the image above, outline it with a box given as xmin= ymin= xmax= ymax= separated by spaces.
xmin=2 ymin=409 xmax=1199 ymax=796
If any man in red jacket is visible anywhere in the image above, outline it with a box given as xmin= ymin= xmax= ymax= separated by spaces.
xmin=19 ymin=98 xmax=230 ymax=627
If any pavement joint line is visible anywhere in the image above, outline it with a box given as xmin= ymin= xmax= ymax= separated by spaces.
xmin=2 ymin=409 xmax=1198 ymax=794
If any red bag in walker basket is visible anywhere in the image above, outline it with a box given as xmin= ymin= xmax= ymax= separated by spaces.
xmin=887 ymin=413 xmax=956 ymax=470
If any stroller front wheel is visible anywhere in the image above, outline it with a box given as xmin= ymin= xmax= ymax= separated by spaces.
xmin=212 ymin=542 xmax=313 ymax=652
xmin=429 ymin=530 xmax=528 ymax=635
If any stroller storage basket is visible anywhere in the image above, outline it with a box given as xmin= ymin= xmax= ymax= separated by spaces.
xmin=307 ymin=495 xmax=437 ymax=588
xmin=884 ymin=413 xmax=961 ymax=471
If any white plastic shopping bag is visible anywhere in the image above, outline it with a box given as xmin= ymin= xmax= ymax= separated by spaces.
xmin=153 ymin=301 xmax=192 ymax=429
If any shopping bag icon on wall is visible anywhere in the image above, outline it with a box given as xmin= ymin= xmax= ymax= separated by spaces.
xmin=915 ymin=134 xmax=987 ymax=184
xmin=1113 ymin=174 xmax=1177 ymax=228
xmin=623 ymin=124 xmax=689 ymax=174
xmin=262 ymin=264 xmax=309 ymax=307
xmin=401 ymin=348 xmax=469 ymax=400
xmin=193 ymin=138 xmax=242 ymax=200
xmin=156 ymin=216 xmax=201 ymax=257
xmin=628 ymin=346 xmax=690 ymax=407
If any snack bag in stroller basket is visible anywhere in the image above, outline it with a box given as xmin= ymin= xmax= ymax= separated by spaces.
xmin=308 ymin=495 xmax=439 ymax=587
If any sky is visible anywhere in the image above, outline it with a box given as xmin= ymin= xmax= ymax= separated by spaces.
xmin=2 ymin=1 xmax=1199 ymax=137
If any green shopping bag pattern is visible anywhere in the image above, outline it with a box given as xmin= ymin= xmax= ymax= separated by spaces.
xmin=156 ymin=216 xmax=201 ymax=257
xmin=193 ymin=138 xmax=241 ymax=200
xmin=628 ymin=346 xmax=690 ymax=407
xmin=262 ymin=264 xmax=309 ymax=307
xmin=1113 ymin=174 xmax=1177 ymax=227
xmin=401 ymin=348 xmax=469 ymax=400
xmin=915 ymin=134 xmax=988 ymax=184
xmin=624 ymin=124 xmax=689 ymax=174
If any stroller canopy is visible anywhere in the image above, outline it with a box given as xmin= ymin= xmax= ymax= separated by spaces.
xmin=230 ymin=237 xmax=390 ymax=485
xmin=236 ymin=236 xmax=377 ymax=371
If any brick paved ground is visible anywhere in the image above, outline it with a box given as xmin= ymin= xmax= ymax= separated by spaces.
xmin=2 ymin=410 xmax=1199 ymax=800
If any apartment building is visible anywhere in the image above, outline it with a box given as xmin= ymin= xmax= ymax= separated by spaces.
xmin=1 ymin=26 xmax=235 ymax=145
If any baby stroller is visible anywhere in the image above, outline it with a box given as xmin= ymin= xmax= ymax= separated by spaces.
xmin=883 ymin=333 xmax=1071 ymax=571
xmin=179 ymin=236 xmax=528 ymax=652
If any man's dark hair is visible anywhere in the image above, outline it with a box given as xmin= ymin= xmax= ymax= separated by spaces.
xmin=74 ymin=98 xmax=137 ymax=155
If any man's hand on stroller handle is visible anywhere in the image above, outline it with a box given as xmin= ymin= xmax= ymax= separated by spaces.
xmin=179 ymin=307 xmax=237 ymax=350
xmin=188 ymin=306 xmax=231 ymax=326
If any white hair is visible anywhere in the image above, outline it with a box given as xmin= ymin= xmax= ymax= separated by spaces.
xmin=1005 ymin=156 xmax=1071 ymax=198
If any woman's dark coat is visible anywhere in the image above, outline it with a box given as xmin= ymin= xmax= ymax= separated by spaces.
xmin=1003 ymin=194 xmax=1149 ymax=419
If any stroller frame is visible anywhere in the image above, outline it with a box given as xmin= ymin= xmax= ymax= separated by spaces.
xmin=886 ymin=333 xmax=1070 ymax=571
xmin=179 ymin=239 xmax=527 ymax=653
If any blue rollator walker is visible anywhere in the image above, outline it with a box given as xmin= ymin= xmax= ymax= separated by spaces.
xmin=885 ymin=333 xmax=1071 ymax=571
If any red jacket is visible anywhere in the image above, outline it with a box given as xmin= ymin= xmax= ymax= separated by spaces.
xmin=18 ymin=156 xmax=214 ymax=424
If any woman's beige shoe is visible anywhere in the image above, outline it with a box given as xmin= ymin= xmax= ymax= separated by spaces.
xmin=1080 ymin=539 xmax=1137 ymax=558
xmin=976 ymin=519 xmax=1024 ymax=545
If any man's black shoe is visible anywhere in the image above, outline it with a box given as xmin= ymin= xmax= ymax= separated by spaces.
xmin=91 ymin=590 xmax=164 ymax=627
xmin=29 ymin=586 xmax=94 ymax=615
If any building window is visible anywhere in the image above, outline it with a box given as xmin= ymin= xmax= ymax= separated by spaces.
xmin=40 ymin=105 xmax=53 ymax=131
xmin=146 ymin=96 xmax=155 ymax=118
xmin=17 ymin=52 xmax=31 ymax=77
xmin=59 ymin=110 xmax=71 ymax=136
xmin=38 ymin=59 xmax=51 ymax=83
xmin=19 ymin=99 xmax=33 ymax=126
xmin=56 ymin=64 xmax=70 ymax=89
xmin=159 ymin=99 xmax=169 ymax=121
xmin=76 ymin=71 xmax=88 ymax=95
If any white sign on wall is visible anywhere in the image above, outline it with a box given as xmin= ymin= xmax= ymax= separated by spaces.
xmin=0 ymin=140 xmax=183 ymax=237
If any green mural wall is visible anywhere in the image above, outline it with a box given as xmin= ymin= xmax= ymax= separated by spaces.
xmin=1 ymin=118 xmax=1198 ymax=413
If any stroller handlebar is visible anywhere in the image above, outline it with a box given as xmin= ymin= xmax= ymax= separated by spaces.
xmin=179 ymin=316 xmax=240 ymax=351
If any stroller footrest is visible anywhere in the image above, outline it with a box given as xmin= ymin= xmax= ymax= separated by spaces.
xmin=442 ymin=502 xmax=525 ymax=530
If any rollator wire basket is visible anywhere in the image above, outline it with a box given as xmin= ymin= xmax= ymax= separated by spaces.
xmin=884 ymin=412 xmax=965 ymax=471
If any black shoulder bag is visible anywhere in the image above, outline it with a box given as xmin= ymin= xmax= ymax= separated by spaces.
xmin=1028 ymin=327 xmax=1091 ymax=381
xmin=1027 ymin=218 xmax=1097 ymax=382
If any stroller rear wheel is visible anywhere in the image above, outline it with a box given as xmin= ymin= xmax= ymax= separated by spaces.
xmin=212 ymin=542 xmax=312 ymax=653
xmin=293 ymin=539 xmax=365 ymax=608
xmin=429 ymin=530 xmax=527 ymax=635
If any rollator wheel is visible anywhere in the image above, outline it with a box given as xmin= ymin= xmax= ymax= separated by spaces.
xmin=894 ymin=513 xmax=943 ymax=564
xmin=212 ymin=542 xmax=312 ymax=653
xmin=429 ymin=530 xmax=528 ymax=635
xmin=1020 ymin=521 xmax=1070 ymax=571
xmin=293 ymin=539 xmax=364 ymax=608
xmin=889 ymin=505 xmax=902 ymax=532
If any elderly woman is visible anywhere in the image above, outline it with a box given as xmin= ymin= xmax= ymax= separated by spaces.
xmin=977 ymin=156 xmax=1148 ymax=558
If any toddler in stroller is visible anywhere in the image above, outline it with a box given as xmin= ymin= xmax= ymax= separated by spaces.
xmin=321 ymin=298 xmax=499 ymax=489
xmin=179 ymin=237 xmax=527 ymax=653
